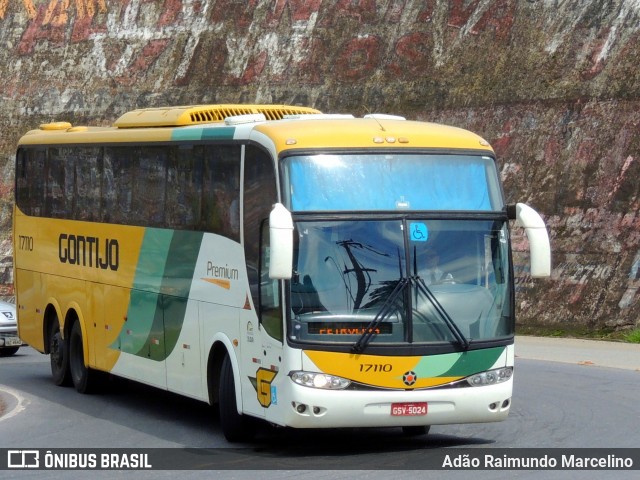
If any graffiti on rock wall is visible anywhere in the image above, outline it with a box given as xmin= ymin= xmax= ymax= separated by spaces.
xmin=2 ymin=1 xmax=639 ymax=81
xmin=1 ymin=0 xmax=637 ymax=115
xmin=0 ymin=0 xmax=527 ymax=90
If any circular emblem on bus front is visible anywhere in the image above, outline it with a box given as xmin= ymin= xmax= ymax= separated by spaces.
xmin=402 ymin=371 xmax=417 ymax=386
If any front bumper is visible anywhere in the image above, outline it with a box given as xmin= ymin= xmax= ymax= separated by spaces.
xmin=270 ymin=377 xmax=513 ymax=429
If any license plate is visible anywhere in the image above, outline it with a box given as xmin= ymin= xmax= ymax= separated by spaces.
xmin=4 ymin=336 xmax=22 ymax=347
xmin=391 ymin=402 xmax=428 ymax=416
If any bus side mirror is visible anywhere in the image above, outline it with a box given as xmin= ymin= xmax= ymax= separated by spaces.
xmin=269 ymin=203 xmax=294 ymax=280
xmin=514 ymin=203 xmax=551 ymax=278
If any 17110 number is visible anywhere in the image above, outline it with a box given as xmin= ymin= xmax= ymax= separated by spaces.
xmin=359 ymin=363 xmax=392 ymax=372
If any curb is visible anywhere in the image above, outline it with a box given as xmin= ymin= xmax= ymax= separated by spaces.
xmin=0 ymin=385 xmax=28 ymax=422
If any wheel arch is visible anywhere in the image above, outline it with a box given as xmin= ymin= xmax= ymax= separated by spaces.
xmin=206 ymin=336 xmax=239 ymax=407
xmin=63 ymin=303 xmax=90 ymax=367
xmin=42 ymin=301 xmax=63 ymax=355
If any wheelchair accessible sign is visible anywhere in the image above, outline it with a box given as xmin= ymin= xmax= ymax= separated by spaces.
xmin=410 ymin=222 xmax=428 ymax=242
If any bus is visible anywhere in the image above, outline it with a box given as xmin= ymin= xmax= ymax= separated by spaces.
xmin=13 ymin=104 xmax=551 ymax=441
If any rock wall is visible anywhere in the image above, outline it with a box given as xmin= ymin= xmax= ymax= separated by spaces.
xmin=1 ymin=0 xmax=639 ymax=329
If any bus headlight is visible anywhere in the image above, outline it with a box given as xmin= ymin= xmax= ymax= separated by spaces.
xmin=466 ymin=367 xmax=513 ymax=387
xmin=290 ymin=371 xmax=351 ymax=390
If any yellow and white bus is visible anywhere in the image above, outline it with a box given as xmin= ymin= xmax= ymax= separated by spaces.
xmin=14 ymin=104 xmax=550 ymax=441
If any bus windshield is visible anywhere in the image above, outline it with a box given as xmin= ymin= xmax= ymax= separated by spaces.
xmin=282 ymin=153 xmax=503 ymax=212
xmin=288 ymin=219 xmax=513 ymax=348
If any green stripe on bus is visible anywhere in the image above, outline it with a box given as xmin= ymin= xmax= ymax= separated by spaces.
xmin=129 ymin=229 xmax=173 ymax=357
xmin=161 ymin=230 xmax=204 ymax=357
xmin=113 ymin=229 xmax=173 ymax=358
xmin=171 ymin=127 xmax=236 ymax=141
xmin=443 ymin=346 xmax=505 ymax=377
xmin=414 ymin=346 xmax=505 ymax=378
xmin=113 ymin=229 xmax=204 ymax=361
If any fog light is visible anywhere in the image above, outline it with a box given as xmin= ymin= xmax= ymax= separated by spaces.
xmin=296 ymin=404 xmax=307 ymax=413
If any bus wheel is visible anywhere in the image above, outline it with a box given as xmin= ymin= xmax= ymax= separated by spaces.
xmin=69 ymin=321 xmax=100 ymax=394
xmin=219 ymin=353 xmax=257 ymax=442
xmin=402 ymin=425 xmax=430 ymax=436
xmin=49 ymin=317 xmax=71 ymax=386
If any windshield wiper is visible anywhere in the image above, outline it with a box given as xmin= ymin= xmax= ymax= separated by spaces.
xmin=352 ymin=277 xmax=409 ymax=353
xmin=351 ymin=276 xmax=470 ymax=353
xmin=413 ymin=276 xmax=470 ymax=349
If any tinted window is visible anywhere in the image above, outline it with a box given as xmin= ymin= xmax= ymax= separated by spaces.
xmin=16 ymin=143 xmax=242 ymax=241
xmin=132 ymin=147 xmax=167 ymax=226
xmin=103 ymin=147 xmax=134 ymax=224
xmin=243 ymin=144 xmax=278 ymax=324
xmin=202 ymin=145 xmax=241 ymax=240
xmin=260 ymin=219 xmax=282 ymax=341
xmin=46 ymin=147 xmax=74 ymax=218
xmin=166 ymin=146 xmax=203 ymax=230
xmin=16 ymin=148 xmax=45 ymax=216
xmin=73 ymin=147 xmax=102 ymax=221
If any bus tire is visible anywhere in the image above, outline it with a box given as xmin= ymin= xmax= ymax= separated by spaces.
xmin=402 ymin=425 xmax=430 ymax=436
xmin=69 ymin=321 xmax=100 ymax=394
xmin=49 ymin=316 xmax=71 ymax=387
xmin=219 ymin=353 xmax=257 ymax=442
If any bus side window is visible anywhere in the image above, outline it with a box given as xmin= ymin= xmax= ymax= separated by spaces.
xmin=260 ymin=219 xmax=283 ymax=341
xmin=103 ymin=146 xmax=168 ymax=227
xmin=132 ymin=147 xmax=167 ymax=227
xmin=16 ymin=148 xmax=45 ymax=217
xmin=73 ymin=147 xmax=102 ymax=222
xmin=103 ymin=147 xmax=133 ymax=224
xmin=166 ymin=146 xmax=203 ymax=230
xmin=15 ymin=149 xmax=28 ymax=214
xmin=202 ymin=145 xmax=241 ymax=240
xmin=244 ymin=145 xmax=281 ymax=340
xmin=46 ymin=147 xmax=73 ymax=218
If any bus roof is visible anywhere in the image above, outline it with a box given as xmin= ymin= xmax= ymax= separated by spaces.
xmin=17 ymin=104 xmax=494 ymax=153
xmin=255 ymin=118 xmax=494 ymax=153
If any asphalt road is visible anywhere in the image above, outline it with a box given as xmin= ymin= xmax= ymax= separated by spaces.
xmin=1 ymin=338 xmax=639 ymax=479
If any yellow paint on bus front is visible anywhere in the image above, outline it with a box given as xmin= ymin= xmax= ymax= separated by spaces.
xmin=305 ymin=350 xmax=461 ymax=389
